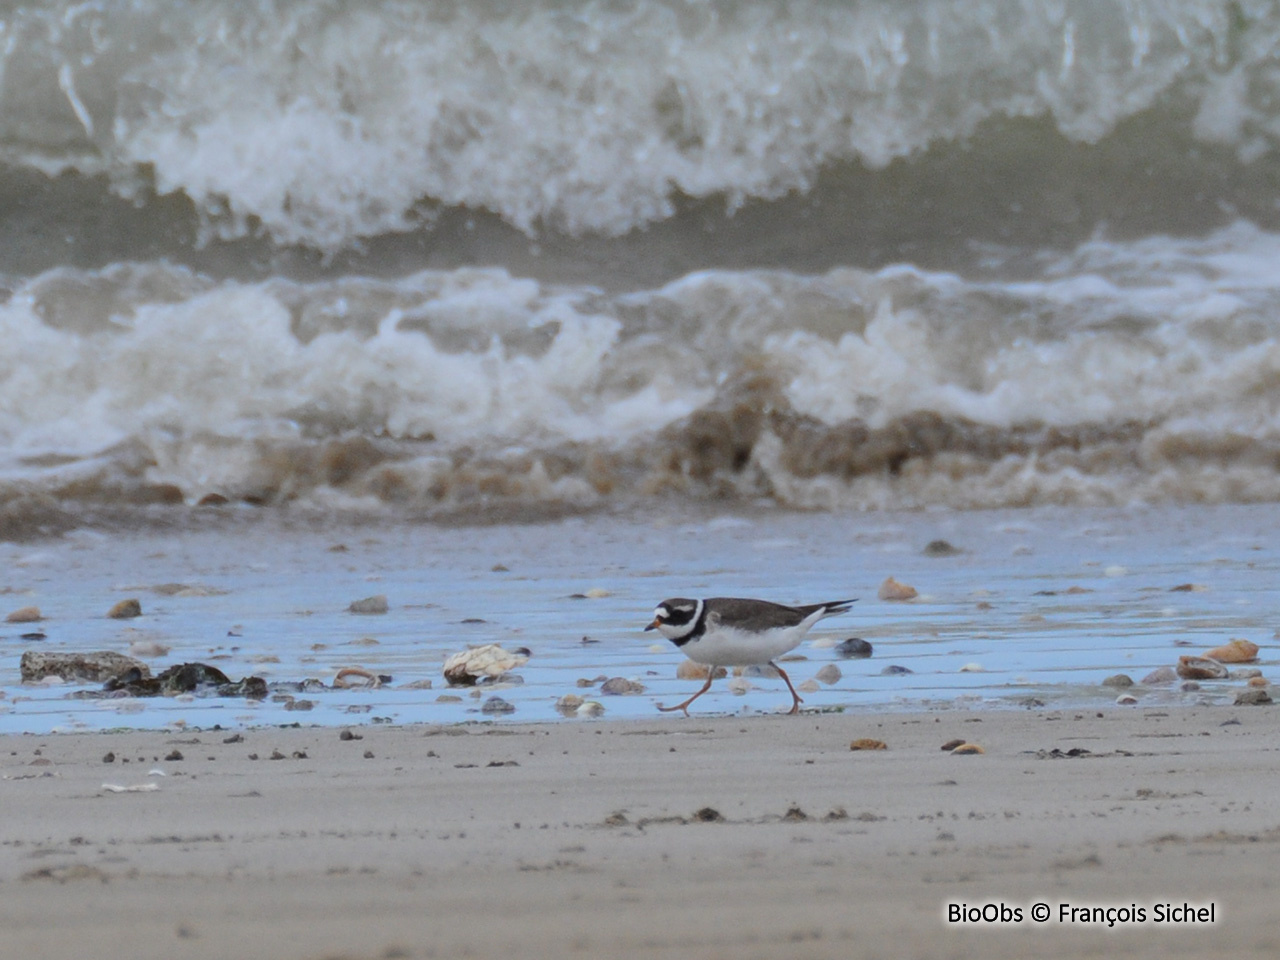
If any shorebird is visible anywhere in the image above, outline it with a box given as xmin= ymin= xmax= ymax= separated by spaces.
xmin=645 ymin=596 xmax=856 ymax=715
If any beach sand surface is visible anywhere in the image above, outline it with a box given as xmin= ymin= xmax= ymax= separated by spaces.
xmin=2 ymin=707 xmax=1277 ymax=960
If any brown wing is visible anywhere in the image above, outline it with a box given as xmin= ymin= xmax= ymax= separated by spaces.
xmin=705 ymin=597 xmax=855 ymax=631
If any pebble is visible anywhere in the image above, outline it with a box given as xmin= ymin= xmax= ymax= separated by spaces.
xmin=5 ymin=606 xmax=41 ymax=623
xmin=881 ymin=664 xmax=913 ymax=675
xmin=940 ymin=738 xmax=966 ymax=751
xmin=849 ymin=739 xmax=887 ymax=751
xmin=20 ymin=650 xmax=148 ymax=683
xmin=1202 ymin=639 xmax=1259 ymax=663
xmin=577 ymin=701 xmax=605 ymax=717
xmin=600 ymin=677 xmax=645 ymax=695
xmin=726 ymin=678 xmax=752 ymax=695
xmin=1180 ymin=681 xmax=1200 ymax=691
xmin=1104 ymin=565 xmax=1128 ymax=577
xmin=796 ymin=679 xmax=821 ymax=693
xmin=923 ymin=539 xmax=962 ymax=557
xmin=736 ymin=663 xmax=781 ymax=679
xmin=1234 ymin=688 xmax=1273 ymax=706
xmin=835 ymin=638 xmax=873 ymax=659
xmin=1141 ymin=666 xmax=1178 ymax=684
xmin=436 ymin=695 xmax=463 ymax=703
xmin=1115 ymin=693 xmax=1139 ymax=705
xmin=347 ymin=594 xmax=389 ymax=615
xmin=127 ymin=640 xmax=170 ymax=658
xmin=877 ymin=577 xmax=918 ymax=601
xmin=583 ymin=587 xmax=611 ymax=598
xmin=676 ymin=661 xmax=727 ymax=680
xmin=959 ymin=663 xmax=984 ymax=673
xmin=1248 ymin=676 xmax=1270 ymax=688
xmin=813 ymin=664 xmax=842 ymax=685
xmin=481 ymin=696 xmax=516 ymax=714
xmin=1231 ymin=668 xmax=1263 ymax=680
xmin=1176 ymin=656 xmax=1228 ymax=680
xmin=950 ymin=743 xmax=985 ymax=755
xmin=107 ymin=599 xmax=142 ymax=619
xmin=1102 ymin=674 xmax=1134 ymax=688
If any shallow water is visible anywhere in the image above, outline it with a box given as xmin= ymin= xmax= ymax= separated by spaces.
xmin=1 ymin=503 xmax=1274 ymax=734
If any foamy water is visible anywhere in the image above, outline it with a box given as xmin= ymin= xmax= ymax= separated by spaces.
xmin=0 ymin=3 xmax=1278 ymax=527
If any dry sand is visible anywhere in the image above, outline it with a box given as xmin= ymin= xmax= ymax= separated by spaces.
xmin=2 ymin=706 xmax=1278 ymax=960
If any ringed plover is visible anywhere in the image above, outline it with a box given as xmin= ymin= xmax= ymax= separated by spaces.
xmin=646 ymin=596 xmax=856 ymax=715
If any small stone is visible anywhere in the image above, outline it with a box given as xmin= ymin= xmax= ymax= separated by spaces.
xmin=940 ymin=738 xmax=965 ymax=751
xmin=347 ymin=595 xmax=389 ymax=615
xmin=1104 ymin=565 xmax=1128 ymax=577
xmin=693 ymin=807 xmax=724 ymax=822
xmin=959 ymin=662 xmax=984 ymax=673
xmin=1248 ymin=676 xmax=1269 ymax=688
xmin=1202 ymin=639 xmax=1259 ymax=663
xmin=481 ymin=696 xmax=516 ymax=714
xmin=127 ymin=640 xmax=170 ymax=658
xmin=881 ymin=664 xmax=913 ymax=676
xmin=796 ymin=679 xmax=821 ymax=693
xmin=339 ymin=729 xmax=363 ymax=741
xmin=5 ymin=606 xmax=41 ymax=623
xmin=923 ymin=539 xmax=962 ymax=557
xmin=726 ymin=677 xmax=752 ymax=695
xmin=878 ymin=577 xmax=918 ymax=601
xmin=1176 ymin=656 xmax=1228 ymax=680
xmin=950 ymin=743 xmax=985 ymax=755
xmin=1115 ymin=693 xmax=1139 ymax=705
xmin=1141 ymin=666 xmax=1178 ymax=685
xmin=284 ymin=699 xmax=315 ymax=711
xmin=835 ymin=638 xmax=873 ymax=659
xmin=1169 ymin=583 xmax=1207 ymax=592
xmin=435 ymin=695 xmax=463 ymax=703
xmin=736 ymin=663 xmax=781 ymax=679
xmin=813 ymin=664 xmax=842 ymax=685
xmin=676 ymin=661 xmax=727 ymax=680
xmin=164 ymin=750 xmax=183 ymax=762
xmin=849 ymin=739 xmax=887 ymax=751
xmin=1234 ymin=688 xmax=1273 ymax=706
xmin=1180 ymin=681 xmax=1200 ymax=691
xmin=107 ymin=599 xmax=142 ymax=619
xmin=363 ymin=750 xmax=375 ymax=759
xmin=491 ymin=564 xmax=509 ymax=572
xmin=1231 ymin=668 xmax=1263 ymax=680
xmin=577 ymin=701 xmax=605 ymax=717
xmin=102 ymin=752 xmax=115 ymax=763
xmin=20 ymin=650 xmax=149 ymax=683
xmin=583 ymin=587 xmax=610 ymax=598
xmin=1102 ymin=674 xmax=1134 ymax=688
xmin=600 ymin=677 xmax=645 ymax=695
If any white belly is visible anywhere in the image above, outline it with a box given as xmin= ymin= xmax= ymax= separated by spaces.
xmin=681 ymin=623 xmax=808 ymax=666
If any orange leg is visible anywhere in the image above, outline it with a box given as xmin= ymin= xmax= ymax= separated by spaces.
xmin=772 ymin=661 xmax=804 ymax=715
xmin=657 ymin=671 xmax=715 ymax=716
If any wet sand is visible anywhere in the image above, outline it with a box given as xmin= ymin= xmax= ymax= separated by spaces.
xmin=3 ymin=706 xmax=1278 ymax=960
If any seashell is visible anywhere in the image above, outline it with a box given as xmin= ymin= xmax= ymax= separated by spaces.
xmin=1176 ymin=656 xmax=1228 ymax=680
xmin=442 ymin=644 xmax=529 ymax=686
xmin=1115 ymin=693 xmax=1139 ymax=705
xmin=877 ymin=577 xmax=918 ymax=601
xmin=1202 ymin=639 xmax=1259 ymax=663
xmin=333 ymin=667 xmax=381 ymax=689
xmin=950 ymin=743 xmax=985 ymax=755
xmin=555 ymin=694 xmax=584 ymax=714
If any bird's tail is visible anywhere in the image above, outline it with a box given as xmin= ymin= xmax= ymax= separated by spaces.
xmin=814 ymin=598 xmax=858 ymax=619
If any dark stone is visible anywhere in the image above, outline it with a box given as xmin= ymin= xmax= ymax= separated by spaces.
xmin=881 ymin=664 xmax=913 ymax=675
xmin=835 ymin=638 xmax=873 ymax=659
